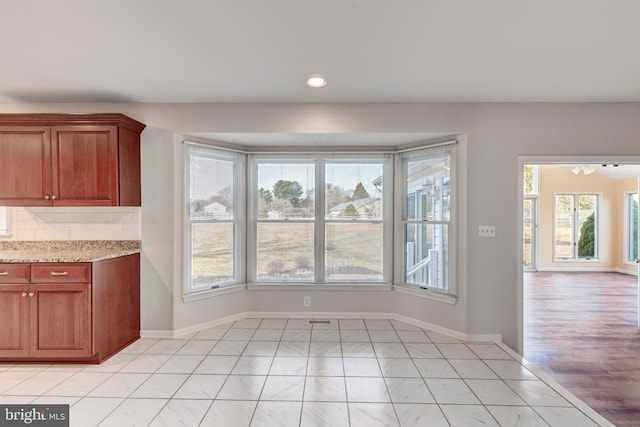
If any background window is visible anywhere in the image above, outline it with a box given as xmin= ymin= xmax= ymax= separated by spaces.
xmin=555 ymin=193 xmax=598 ymax=260
xmin=523 ymin=164 xmax=538 ymax=195
xmin=185 ymin=145 xmax=243 ymax=293
xmin=629 ymin=193 xmax=638 ymax=263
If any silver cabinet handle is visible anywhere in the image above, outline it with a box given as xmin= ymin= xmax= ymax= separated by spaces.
xmin=51 ymin=195 xmax=57 ymax=200
xmin=21 ymin=292 xmax=27 ymax=297
xmin=0 ymin=271 xmax=8 ymax=276
xmin=50 ymin=271 xmax=69 ymax=276
xmin=45 ymin=194 xmax=50 ymax=200
xmin=28 ymin=292 xmax=34 ymax=297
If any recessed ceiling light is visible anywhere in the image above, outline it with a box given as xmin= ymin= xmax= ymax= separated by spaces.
xmin=306 ymin=76 xmax=327 ymax=88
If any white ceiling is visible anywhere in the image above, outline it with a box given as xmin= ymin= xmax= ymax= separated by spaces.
xmin=542 ymin=164 xmax=640 ymax=180
xmin=2 ymin=0 xmax=640 ymax=104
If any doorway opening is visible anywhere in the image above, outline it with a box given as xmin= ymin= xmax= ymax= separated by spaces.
xmin=519 ymin=158 xmax=640 ymax=426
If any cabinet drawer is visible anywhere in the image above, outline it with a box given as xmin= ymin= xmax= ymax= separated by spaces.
xmin=31 ymin=264 xmax=91 ymax=283
xmin=0 ymin=264 xmax=30 ymax=283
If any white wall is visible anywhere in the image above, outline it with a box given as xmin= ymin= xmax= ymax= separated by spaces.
xmin=139 ymin=127 xmax=175 ymax=332
xmin=2 ymin=102 xmax=640 ymax=351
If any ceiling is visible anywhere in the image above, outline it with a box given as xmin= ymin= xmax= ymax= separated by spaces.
xmin=541 ymin=164 xmax=640 ymax=180
xmin=2 ymin=0 xmax=640 ymax=104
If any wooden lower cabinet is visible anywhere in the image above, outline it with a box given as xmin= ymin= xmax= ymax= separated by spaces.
xmin=30 ymin=283 xmax=91 ymax=358
xmin=0 ymin=284 xmax=30 ymax=357
xmin=0 ymin=254 xmax=140 ymax=363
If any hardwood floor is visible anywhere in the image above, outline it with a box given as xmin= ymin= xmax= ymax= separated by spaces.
xmin=524 ymin=271 xmax=640 ymax=426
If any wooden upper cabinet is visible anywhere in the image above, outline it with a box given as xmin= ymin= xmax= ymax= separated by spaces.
xmin=0 ymin=114 xmax=145 ymax=207
xmin=52 ymin=125 xmax=118 ymax=206
xmin=0 ymin=126 xmax=51 ymax=206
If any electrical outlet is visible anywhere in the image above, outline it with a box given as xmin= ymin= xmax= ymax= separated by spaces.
xmin=303 ymin=296 xmax=311 ymax=307
xmin=478 ymin=225 xmax=496 ymax=238
xmin=66 ymin=227 xmax=75 ymax=239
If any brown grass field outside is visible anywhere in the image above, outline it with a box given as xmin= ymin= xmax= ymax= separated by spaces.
xmin=192 ymin=222 xmax=384 ymax=284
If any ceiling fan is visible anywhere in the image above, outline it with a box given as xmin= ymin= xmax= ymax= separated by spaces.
xmin=571 ymin=165 xmax=596 ymax=175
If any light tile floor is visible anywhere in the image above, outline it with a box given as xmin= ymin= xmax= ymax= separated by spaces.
xmin=0 ymin=318 xmax=611 ymax=427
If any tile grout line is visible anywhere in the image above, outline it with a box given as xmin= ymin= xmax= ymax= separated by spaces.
xmin=99 ymin=336 xmax=192 ymax=426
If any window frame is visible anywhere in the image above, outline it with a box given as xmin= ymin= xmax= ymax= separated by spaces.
xmin=248 ymin=156 xmax=317 ymax=284
xmin=183 ymin=143 xmax=245 ymax=298
xmin=394 ymin=144 xmax=457 ymax=297
xmin=553 ymin=192 xmax=600 ymax=261
xmin=625 ymin=191 xmax=639 ymax=265
xmin=323 ymin=158 xmax=391 ymax=284
xmin=247 ymin=153 xmax=393 ymax=286
xmin=0 ymin=207 xmax=9 ymax=236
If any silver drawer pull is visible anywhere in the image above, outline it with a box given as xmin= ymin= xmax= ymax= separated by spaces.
xmin=28 ymin=292 xmax=34 ymax=297
xmin=0 ymin=271 xmax=8 ymax=276
xmin=21 ymin=292 xmax=27 ymax=297
xmin=50 ymin=271 xmax=69 ymax=276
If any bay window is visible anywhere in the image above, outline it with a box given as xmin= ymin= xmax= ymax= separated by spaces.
xmin=184 ymin=144 xmax=244 ymax=295
xmin=183 ymin=140 xmax=457 ymax=299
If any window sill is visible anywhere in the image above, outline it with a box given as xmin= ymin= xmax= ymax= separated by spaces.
xmin=393 ymin=284 xmax=458 ymax=305
xmin=247 ymin=283 xmax=392 ymax=292
xmin=554 ymin=258 xmax=602 ymax=263
xmin=183 ymin=283 xmax=246 ymax=302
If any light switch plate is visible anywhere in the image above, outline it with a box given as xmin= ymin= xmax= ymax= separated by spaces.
xmin=478 ymin=225 xmax=496 ymax=237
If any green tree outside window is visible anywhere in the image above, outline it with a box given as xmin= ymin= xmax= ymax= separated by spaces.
xmin=578 ymin=213 xmax=595 ymax=258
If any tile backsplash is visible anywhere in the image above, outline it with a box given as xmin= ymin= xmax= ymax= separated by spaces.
xmin=2 ymin=207 xmax=141 ymax=240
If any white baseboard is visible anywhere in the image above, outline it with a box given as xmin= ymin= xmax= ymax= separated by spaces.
xmin=243 ymin=311 xmax=396 ymax=321
xmin=141 ymin=312 xmax=246 ymax=338
xmin=535 ymin=266 xmax=638 ymax=276
xmin=142 ymin=311 xmax=502 ymax=344
xmin=537 ymin=267 xmax=616 ymax=273
xmin=389 ymin=312 xmax=502 ymax=343
xmin=616 ymin=267 xmax=638 ymax=276
xmin=139 ymin=330 xmax=174 ymax=339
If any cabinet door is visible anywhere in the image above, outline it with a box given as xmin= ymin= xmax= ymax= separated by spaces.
xmin=0 ymin=284 xmax=30 ymax=357
xmin=0 ymin=126 xmax=52 ymax=206
xmin=29 ymin=284 xmax=91 ymax=357
xmin=51 ymin=125 xmax=118 ymax=206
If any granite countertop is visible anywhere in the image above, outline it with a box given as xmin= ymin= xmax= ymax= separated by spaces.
xmin=0 ymin=240 xmax=141 ymax=263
